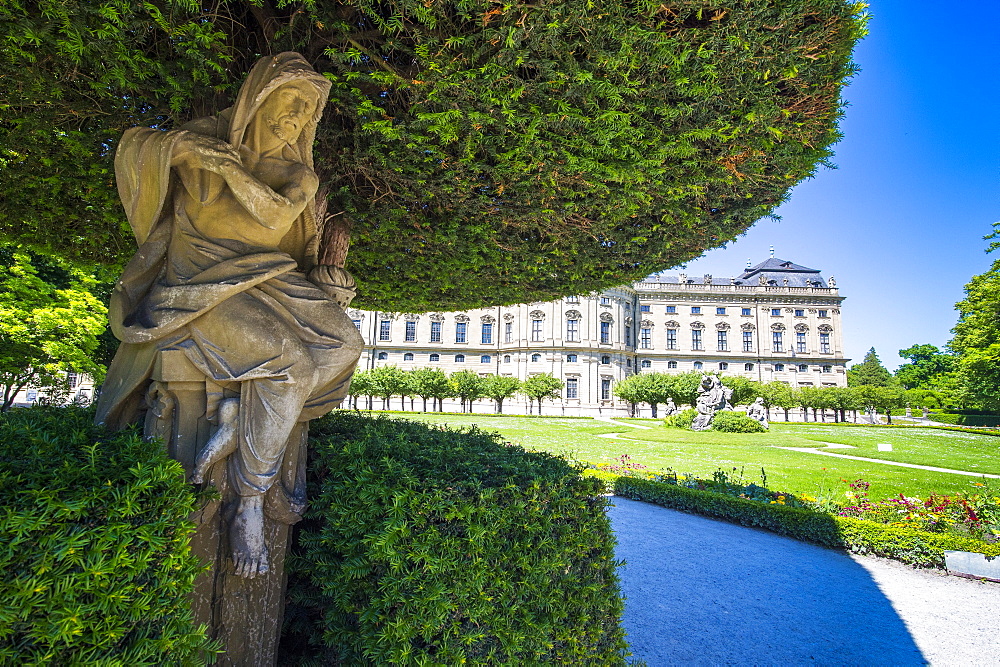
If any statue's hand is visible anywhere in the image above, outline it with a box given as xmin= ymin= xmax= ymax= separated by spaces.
xmin=172 ymin=131 xmax=242 ymax=173
xmin=308 ymin=265 xmax=357 ymax=309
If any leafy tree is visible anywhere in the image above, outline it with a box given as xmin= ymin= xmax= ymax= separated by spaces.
xmin=950 ymin=225 xmax=1000 ymax=410
xmin=824 ymin=386 xmax=859 ymax=423
xmin=0 ymin=249 xmax=107 ymax=410
xmin=611 ymin=374 xmax=643 ymax=417
xmin=1 ymin=1 xmax=865 ymax=311
xmin=480 ymin=375 xmax=521 ymax=414
xmin=406 ymin=367 xmax=450 ymax=412
xmin=449 ymin=370 xmax=484 ymax=413
xmin=369 ymin=365 xmax=407 ymax=410
xmin=720 ymin=376 xmax=764 ymax=408
xmin=760 ymin=382 xmax=795 ymax=422
xmin=853 ymin=385 xmax=904 ymax=425
xmin=895 ymin=344 xmax=956 ymax=390
xmin=347 ymin=369 xmax=373 ymax=410
xmin=612 ymin=373 xmax=665 ymax=417
xmin=520 ymin=373 xmax=564 ymax=415
xmin=663 ymin=371 xmax=706 ymax=407
xmin=847 ymin=348 xmax=895 ymax=388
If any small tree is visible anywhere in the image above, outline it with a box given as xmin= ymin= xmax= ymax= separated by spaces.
xmin=450 ymin=371 xmax=484 ymax=413
xmin=407 ymin=368 xmax=450 ymax=412
xmin=481 ymin=375 xmax=521 ymax=414
xmin=664 ymin=371 xmax=706 ymax=407
xmin=761 ymin=382 xmax=796 ymax=422
xmin=854 ymin=385 xmax=905 ymax=424
xmin=347 ymin=369 xmax=374 ymax=410
xmin=612 ymin=374 xmax=642 ymax=417
xmin=369 ymin=365 xmax=407 ymax=410
xmin=825 ymin=386 xmax=860 ymax=423
xmin=721 ymin=376 xmax=765 ymax=408
xmin=521 ymin=373 xmax=564 ymax=415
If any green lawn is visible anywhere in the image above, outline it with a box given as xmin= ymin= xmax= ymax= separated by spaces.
xmin=352 ymin=411 xmax=1000 ymax=503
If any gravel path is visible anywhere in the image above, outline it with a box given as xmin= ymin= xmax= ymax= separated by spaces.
xmin=609 ymin=496 xmax=1000 ymax=666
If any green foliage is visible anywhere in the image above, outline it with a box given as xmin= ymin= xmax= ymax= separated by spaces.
xmin=614 ymin=476 xmax=1000 ymax=569
xmin=0 ymin=248 xmax=108 ymax=409
xmin=0 ymin=406 xmax=211 ymax=663
xmin=711 ymin=411 xmax=767 ymax=433
xmin=406 ymin=366 xmax=451 ymax=411
xmin=480 ymin=374 xmax=521 ymax=413
xmin=932 ymin=413 xmax=1000 ymax=427
xmin=449 ymin=369 xmax=485 ymax=411
xmin=283 ymin=412 xmax=628 ymax=665
xmin=663 ymin=408 xmax=697 ymax=429
xmin=853 ymin=385 xmax=905 ymax=423
xmin=1 ymin=1 xmax=866 ymax=311
xmin=520 ymin=372 xmax=564 ymax=414
xmin=847 ymin=347 xmax=895 ymax=387
xmin=721 ymin=376 xmax=765 ymax=407
xmin=368 ymin=365 xmax=408 ymax=409
xmin=895 ymin=344 xmax=956 ymax=390
xmin=951 ymin=223 xmax=1000 ymax=411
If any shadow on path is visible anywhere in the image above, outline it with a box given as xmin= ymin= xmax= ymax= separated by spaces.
xmin=609 ymin=496 xmax=926 ymax=665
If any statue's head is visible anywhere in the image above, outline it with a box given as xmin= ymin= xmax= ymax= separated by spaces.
xmin=258 ymin=81 xmax=320 ymax=146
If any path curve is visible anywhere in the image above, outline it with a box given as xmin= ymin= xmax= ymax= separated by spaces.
xmin=610 ymin=496 xmax=1000 ymax=665
xmin=773 ymin=446 xmax=1000 ymax=479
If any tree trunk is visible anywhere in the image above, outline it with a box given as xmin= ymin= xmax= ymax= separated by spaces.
xmin=650 ymin=404 xmax=658 ymax=418
xmin=497 ymin=399 xmax=503 ymax=414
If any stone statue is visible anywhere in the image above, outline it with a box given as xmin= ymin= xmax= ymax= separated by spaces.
xmin=663 ymin=397 xmax=678 ymax=416
xmin=746 ymin=397 xmax=769 ymax=428
xmin=691 ymin=375 xmax=727 ymax=431
xmin=96 ymin=52 xmax=364 ymax=583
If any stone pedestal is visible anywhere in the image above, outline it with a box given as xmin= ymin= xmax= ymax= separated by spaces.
xmin=149 ymin=350 xmax=305 ymax=666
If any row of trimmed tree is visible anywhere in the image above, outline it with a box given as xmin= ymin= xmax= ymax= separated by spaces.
xmin=614 ymin=371 xmax=923 ymax=423
xmin=348 ymin=367 xmax=565 ymax=414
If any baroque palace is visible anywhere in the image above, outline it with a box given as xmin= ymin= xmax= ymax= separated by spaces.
xmin=349 ymin=257 xmax=848 ymax=416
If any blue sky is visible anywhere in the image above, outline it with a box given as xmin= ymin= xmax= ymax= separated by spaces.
xmin=678 ymin=0 xmax=999 ymax=370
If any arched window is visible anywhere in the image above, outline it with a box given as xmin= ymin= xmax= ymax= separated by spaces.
xmin=744 ymin=363 xmax=754 ymax=371
xmin=822 ymin=364 xmax=832 ymax=373
xmin=403 ymin=353 xmax=414 ymax=361
xmin=566 ymin=354 xmax=578 ymax=363
xmin=641 ymin=359 xmax=651 ymax=368
xmin=718 ymin=362 xmax=728 ymax=371
xmin=798 ymin=364 xmax=808 ymax=373
xmin=504 ymin=355 xmax=511 ymax=363
xmin=455 ymin=354 xmax=465 ymax=363
xmin=481 ymin=355 xmax=491 ymax=363
xmin=667 ymin=360 xmax=677 ymax=369
xmin=429 ymin=353 xmax=440 ymax=362
xmin=601 ymin=355 xmax=611 ymax=365
xmin=693 ymin=361 xmax=703 ymax=370
xmin=531 ymin=353 xmax=541 ymax=362
xmin=774 ymin=363 xmax=785 ymax=372
xmin=626 ymin=359 xmax=632 ymax=367
xmin=377 ymin=352 xmax=388 ymax=360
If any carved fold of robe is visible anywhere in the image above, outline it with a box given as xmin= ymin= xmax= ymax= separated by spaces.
xmin=96 ymin=53 xmax=362 ymax=496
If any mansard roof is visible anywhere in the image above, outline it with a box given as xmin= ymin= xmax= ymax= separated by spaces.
xmin=641 ymin=257 xmax=829 ymax=288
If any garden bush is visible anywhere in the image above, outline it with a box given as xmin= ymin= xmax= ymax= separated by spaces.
xmin=663 ymin=408 xmax=697 ymax=429
xmin=710 ymin=411 xmax=767 ymax=433
xmin=614 ymin=476 xmax=1000 ymax=568
xmin=0 ymin=406 xmax=211 ymax=665
xmin=282 ymin=412 xmax=627 ymax=665
xmin=932 ymin=412 xmax=1000 ymax=427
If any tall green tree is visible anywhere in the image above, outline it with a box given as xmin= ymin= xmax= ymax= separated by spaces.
xmin=347 ymin=369 xmax=373 ymax=409
xmin=847 ymin=348 xmax=895 ymax=388
xmin=480 ymin=375 xmax=521 ymax=414
xmin=760 ymin=381 xmax=795 ymax=422
xmin=895 ymin=344 xmax=956 ymax=390
xmin=0 ymin=249 xmax=107 ymax=410
xmin=369 ymin=365 xmax=407 ymax=410
xmin=720 ymin=376 xmax=765 ymax=407
xmin=449 ymin=370 xmax=484 ymax=413
xmin=520 ymin=373 xmax=564 ymax=415
xmin=1 ymin=1 xmax=865 ymax=311
xmin=406 ymin=367 xmax=450 ymax=412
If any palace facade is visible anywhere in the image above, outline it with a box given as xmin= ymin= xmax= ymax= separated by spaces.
xmin=350 ymin=257 xmax=849 ymax=416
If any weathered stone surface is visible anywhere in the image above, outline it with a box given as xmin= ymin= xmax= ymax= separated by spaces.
xmin=96 ymin=52 xmax=364 ymax=664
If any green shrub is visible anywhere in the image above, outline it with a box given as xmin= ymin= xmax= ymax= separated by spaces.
xmin=711 ymin=411 xmax=767 ymax=433
xmin=283 ymin=412 xmax=628 ymax=665
xmin=0 ymin=406 xmax=211 ymax=665
xmin=933 ymin=413 xmax=1000 ymax=427
xmin=664 ymin=408 xmax=697 ymax=429
xmin=614 ymin=476 xmax=1000 ymax=568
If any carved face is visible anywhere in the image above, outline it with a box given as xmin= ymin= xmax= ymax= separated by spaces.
xmin=258 ymin=82 xmax=319 ymax=145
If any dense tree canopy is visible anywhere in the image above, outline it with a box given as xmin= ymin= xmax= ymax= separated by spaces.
xmin=1 ymin=0 xmax=865 ymax=312
xmin=847 ymin=347 xmax=894 ymax=387
xmin=894 ymin=344 xmax=955 ymax=391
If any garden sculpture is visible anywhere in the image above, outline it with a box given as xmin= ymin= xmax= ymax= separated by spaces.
xmin=746 ymin=397 xmax=769 ymax=429
xmin=95 ymin=52 xmax=364 ymax=663
xmin=663 ymin=397 xmax=678 ymax=416
xmin=692 ymin=375 xmax=728 ymax=430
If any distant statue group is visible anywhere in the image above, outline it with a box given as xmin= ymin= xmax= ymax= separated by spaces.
xmin=691 ymin=375 xmax=733 ymax=431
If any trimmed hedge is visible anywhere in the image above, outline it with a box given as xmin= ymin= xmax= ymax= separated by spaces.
xmin=663 ymin=408 xmax=697 ymax=429
xmin=710 ymin=411 xmax=767 ymax=433
xmin=0 ymin=406 xmax=211 ymax=665
xmin=933 ymin=413 xmax=1000 ymax=427
xmin=283 ymin=412 xmax=627 ymax=665
xmin=614 ymin=476 xmax=1000 ymax=569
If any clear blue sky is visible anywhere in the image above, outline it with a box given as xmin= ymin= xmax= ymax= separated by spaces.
xmin=678 ymin=0 xmax=1000 ymax=371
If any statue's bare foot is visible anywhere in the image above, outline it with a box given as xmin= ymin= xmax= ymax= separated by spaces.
xmin=190 ymin=398 xmax=239 ymax=484
xmin=231 ymin=494 xmax=269 ymax=578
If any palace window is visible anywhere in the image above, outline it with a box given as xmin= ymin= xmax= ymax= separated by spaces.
xmin=717 ymin=330 xmax=728 ymax=351
xmin=820 ymin=333 xmax=831 ymax=353
xmin=504 ymin=355 xmax=511 ymax=363
xmin=67 ymin=372 xmax=78 ymax=389
xmin=352 ymin=319 xmax=362 ymax=330
xmin=455 ymin=354 xmax=465 ymax=363
xmin=566 ymin=319 xmax=580 ymax=342
xmin=377 ymin=352 xmax=388 ymax=360
xmin=666 ymin=328 xmax=678 ymax=350
xmin=818 ymin=309 xmax=828 ymax=318
xmin=379 ymin=320 xmax=391 ymax=341
xmin=624 ymin=325 xmax=632 ymax=347
xmin=403 ymin=353 xmax=413 ymax=361
xmin=667 ymin=361 xmax=678 ymax=369
xmin=429 ymin=353 xmax=440 ymax=362
xmin=627 ymin=359 xmax=632 ymax=367
xmin=822 ymin=364 xmax=832 ymax=373
xmin=601 ymin=355 xmax=611 ymax=365
xmin=601 ymin=379 xmax=611 ymax=400
xmin=691 ymin=306 xmax=701 ymax=315
xmin=794 ymin=309 xmax=805 ymax=317
xmin=430 ymin=321 xmax=441 ymax=342
xmin=716 ymin=307 xmax=726 ymax=315
xmin=796 ymin=332 xmax=807 ymax=353
xmin=691 ymin=329 xmax=703 ymax=351
xmin=772 ymin=331 xmax=783 ymax=352
xmin=481 ymin=322 xmax=493 ymax=345
xmin=531 ymin=353 xmax=541 ymax=362
xmin=798 ymin=364 xmax=808 ymax=372
xmin=719 ymin=362 xmax=728 ymax=371
xmin=531 ymin=319 xmax=543 ymax=341
xmin=600 ymin=321 xmax=610 ymax=344
xmin=566 ymin=296 xmax=580 ymax=303
xmin=693 ymin=361 xmax=703 ymax=370
xmin=741 ymin=308 xmax=752 ymax=316
xmin=771 ymin=308 xmax=782 ymax=317
xmin=505 ymin=322 xmax=513 ymax=343
xmin=641 ymin=359 xmax=651 ymax=368
xmin=566 ymin=378 xmax=578 ymax=399
xmin=481 ymin=355 xmax=491 ymax=363
xmin=601 ymin=296 xmax=611 ymax=305
xmin=567 ymin=354 xmax=578 ymax=363
xmin=743 ymin=331 xmax=753 ymax=352
xmin=641 ymin=305 xmax=651 ymax=312
xmin=666 ymin=305 xmax=676 ymax=314
xmin=774 ymin=363 xmax=785 ymax=371
xmin=455 ymin=322 xmax=467 ymax=343
xmin=405 ymin=320 xmax=416 ymax=342
xmin=745 ymin=363 xmax=754 ymax=371
xmin=640 ymin=328 xmax=652 ymax=349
